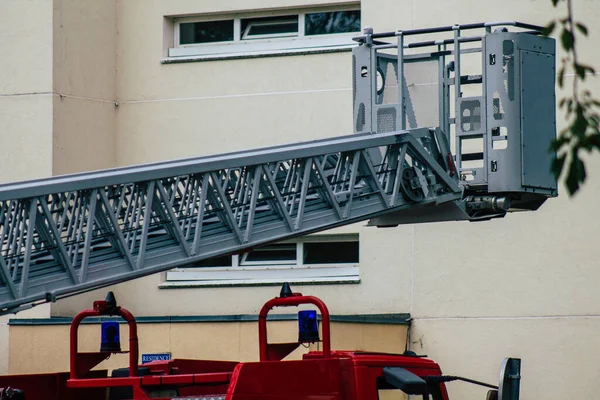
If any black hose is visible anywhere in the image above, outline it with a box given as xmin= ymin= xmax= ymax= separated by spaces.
xmin=425 ymin=375 xmax=498 ymax=390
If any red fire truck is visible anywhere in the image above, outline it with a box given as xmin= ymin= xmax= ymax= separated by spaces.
xmin=0 ymin=284 xmax=520 ymax=400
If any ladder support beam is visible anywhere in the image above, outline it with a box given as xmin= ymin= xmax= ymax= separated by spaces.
xmin=0 ymin=129 xmax=461 ymax=314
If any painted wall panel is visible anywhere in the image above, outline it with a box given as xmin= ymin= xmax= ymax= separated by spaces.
xmin=8 ymin=321 xmax=407 ymax=374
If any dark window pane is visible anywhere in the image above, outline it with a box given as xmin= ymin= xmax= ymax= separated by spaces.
xmin=241 ymin=15 xmax=298 ymax=39
xmin=303 ymin=241 xmax=359 ymax=264
xmin=305 ymin=10 xmax=361 ymax=36
xmin=244 ymin=243 xmax=296 ymax=263
xmin=180 ymin=20 xmax=234 ymax=44
xmin=187 ymin=255 xmax=232 ymax=267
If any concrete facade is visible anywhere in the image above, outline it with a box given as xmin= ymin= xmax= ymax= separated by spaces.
xmin=0 ymin=1 xmax=599 ymax=399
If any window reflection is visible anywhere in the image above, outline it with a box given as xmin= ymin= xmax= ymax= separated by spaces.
xmin=180 ymin=20 xmax=234 ymax=44
xmin=305 ymin=10 xmax=361 ymax=36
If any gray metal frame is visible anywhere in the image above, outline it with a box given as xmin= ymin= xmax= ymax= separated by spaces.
xmin=352 ymin=21 xmax=557 ymax=201
xmin=0 ymin=129 xmax=461 ymax=314
xmin=0 ymin=21 xmax=558 ymax=314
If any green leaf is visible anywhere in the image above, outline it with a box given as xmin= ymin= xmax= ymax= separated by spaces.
xmin=575 ymin=63 xmax=596 ymax=80
xmin=551 ymin=154 xmax=566 ymax=178
xmin=550 ymin=135 xmax=570 ymax=151
xmin=542 ymin=21 xmax=556 ymax=36
xmin=571 ymin=105 xmax=589 ymax=137
xmin=575 ymin=63 xmax=586 ymax=79
xmin=583 ymin=133 xmax=600 ymax=150
xmin=561 ymin=29 xmax=574 ymax=51
xmin=565 ymin=153 xmax=586 ymax=195
xmin=558 ymin=65 xmax=565 ymax=88
xmin=576 ymin=23 xmax=588 ymax=36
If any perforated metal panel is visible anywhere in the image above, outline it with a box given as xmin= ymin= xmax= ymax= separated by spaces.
xmin=458 ymin=98 xmax=483 ymax=134
xmin=356 ymin=103 xmax=366 ymax=132
xmin=377 ymin=107 xmax=397 ymax=133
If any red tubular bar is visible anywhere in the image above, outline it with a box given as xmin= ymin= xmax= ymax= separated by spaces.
xmin=66 ymin=372 xmax=232 ymax=389
xmin=69 ymin=303 xmax=139 ymax=380
xmin=258 ymin=294 xmax=331 ymax=361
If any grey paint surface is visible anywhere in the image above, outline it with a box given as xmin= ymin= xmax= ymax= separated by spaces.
xmin=520 ymin=50 xmax=557 ymax=190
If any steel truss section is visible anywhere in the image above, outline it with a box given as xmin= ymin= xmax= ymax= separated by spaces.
xmin=0 ymin=128 xmax=460 ymax=314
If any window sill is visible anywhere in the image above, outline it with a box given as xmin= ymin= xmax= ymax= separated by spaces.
xmin=160 ymin=264 xmax=359 ymax=288
xmin=161 ymin=43 xmax=354 ymax=64
xmin=159 ymin=276 xmax=360 ymax=288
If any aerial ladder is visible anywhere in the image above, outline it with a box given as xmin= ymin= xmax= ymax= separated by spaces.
xmin=0 ymin=22 xmax=557 ymax=315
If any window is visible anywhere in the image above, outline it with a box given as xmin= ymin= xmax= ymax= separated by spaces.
xmin=241 ymin=16 xmax=299 ymax=40
xmin=305 ymin=11 xmax=361 ymax=35
xmin=179 ymin=19 xmax=234 ymax=44
xmin=166 ymin=5 xmax=361 ymax=61
xmin=162 ymin=235 xmax=360 ymax=287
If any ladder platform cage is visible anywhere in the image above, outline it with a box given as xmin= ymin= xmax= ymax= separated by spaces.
xmin=0 ymin=22 xmax=557 ymax=314
xmin=352 ymin=21 xmax=557 ymax=229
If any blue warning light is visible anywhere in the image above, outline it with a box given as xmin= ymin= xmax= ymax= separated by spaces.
xmin=298 ymin=310 xmax=319 ymax=343
xmin=100 ymin=321 xmax=121 ymax=352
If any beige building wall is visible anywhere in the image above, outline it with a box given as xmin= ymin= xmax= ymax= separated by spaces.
xmin=0 ymin=0 xmax=54 ymax=184
xmin=0 ymin=0 xmax=55 ymax=373
xmin=54 ymin=223 xmax=413 ymax=317
xmin=56 ymin=0 xmax=414 ymax=318
xmin=8 ymin=321 xmax=407 ymax=374
xmin=0 ymin=304 xmax=52 ymax=375
xmin=0 ymin=0 xmax=118 ymax=182
xmin=0 ymin=0 xmax=118 ymax=372
xmin=1 ymin=1 xmax=599 ymax=399
xmin=52 ymin=0 xmax=117 ymax=175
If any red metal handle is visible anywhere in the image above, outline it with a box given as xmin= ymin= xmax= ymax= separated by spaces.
xmin=258 ymin=294 xmax=331 ymax=361
xmin=70 ymin=303 xmax=138 ymax=380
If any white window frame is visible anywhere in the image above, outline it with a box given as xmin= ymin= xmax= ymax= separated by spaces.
xmin=165 ymin=4 xmax=360 ymax=62
xmin=161 ymin=234 xmax=360 ymax=288
xmin=241 ymin=17 xmax=299 ymax=40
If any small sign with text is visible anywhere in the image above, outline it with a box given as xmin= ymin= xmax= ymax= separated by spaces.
xmin=141 ymin=353 xmax=171 ymax=364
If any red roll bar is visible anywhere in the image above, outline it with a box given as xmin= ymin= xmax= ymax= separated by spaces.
xmin=69 ymin=294 xmax=138 ymax=380
xmin=258 ymin=292 xmax=331 ymax=361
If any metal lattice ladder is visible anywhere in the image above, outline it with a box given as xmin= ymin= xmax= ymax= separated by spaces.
xmin=0 ymin=128 xmax=461 ymax=314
